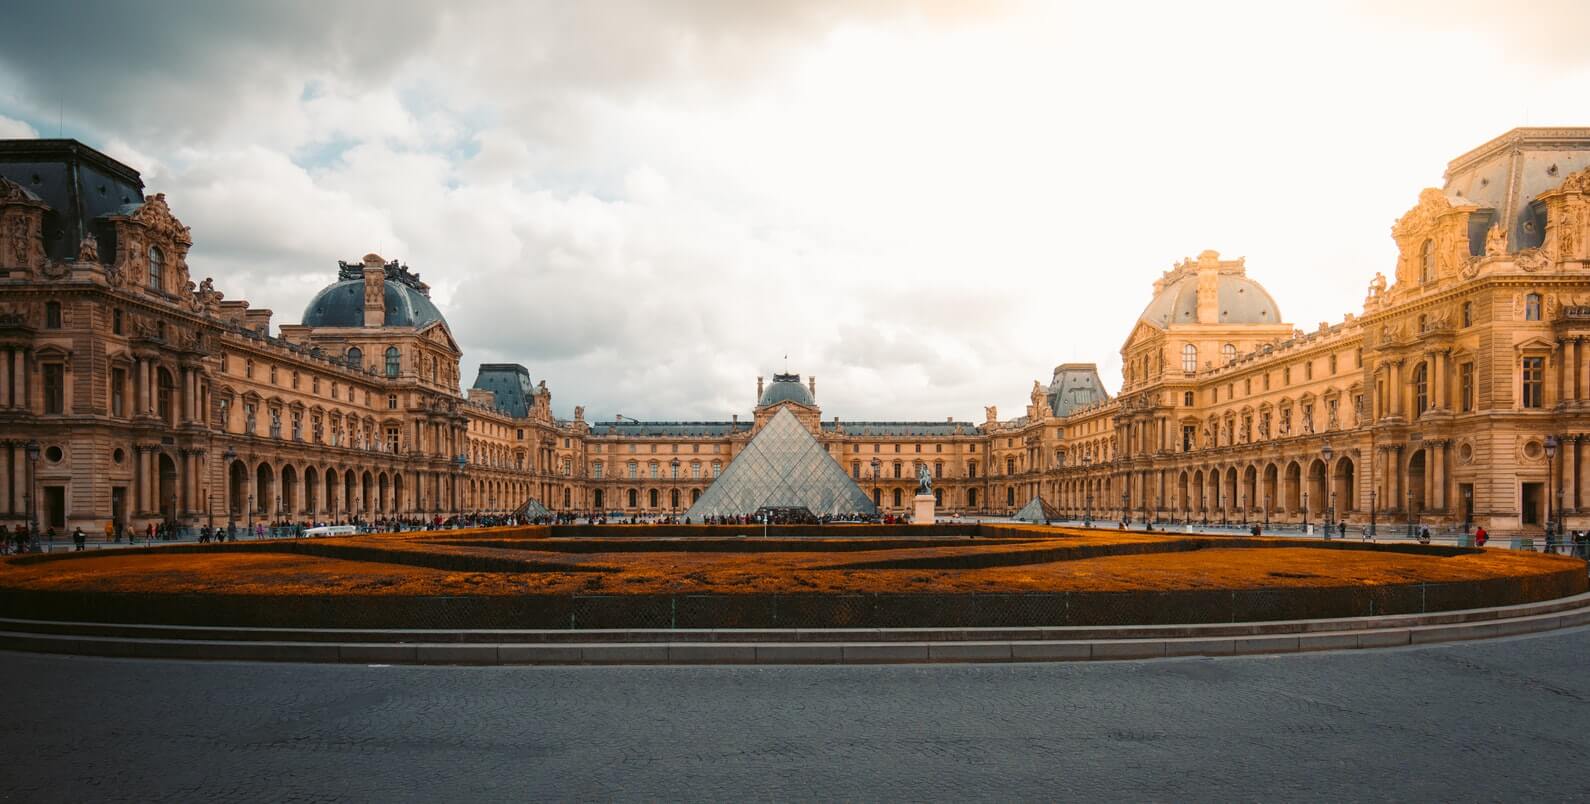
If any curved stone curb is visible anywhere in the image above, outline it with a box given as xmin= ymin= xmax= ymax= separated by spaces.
xmin=3 ymin=592 xmax=1589 ymax=666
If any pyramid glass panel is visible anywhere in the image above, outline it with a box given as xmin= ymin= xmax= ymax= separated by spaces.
xmin=686 ymin=408 xmax=878 ymax=518
xmin=1011 ymin=495 xmax=1061 ymax=523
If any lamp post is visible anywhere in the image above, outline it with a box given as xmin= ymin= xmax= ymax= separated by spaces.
xmin=1322 ymin=439 xmax=1335 ymax=536
xmin=1264 ymin=492 xmax=1271 ymax=529
xmin=1369 ymin=488 xmax=1377 ymax=537
xmin=871 ymin=457 xmax=882 ymax=517
xmin=1122 ymin=489 xmax=1130 ymax=527
xmin=1082 ymin=454 xmax=1093 ymax=527
xmin=223 ymin=447 xmax=237 ymax=528
xmin=25 ymin=441 xmax=40 ymax=546
xmin=1405 ymin=486 xmax=1415 ymax=539
xmin=1546 ymin=435 xmax=1559 ymax=539
xmin=670 ymin=458 xmax=681 ymax=518
xmin=1302 ymin=490 xmax=1310 ymax=534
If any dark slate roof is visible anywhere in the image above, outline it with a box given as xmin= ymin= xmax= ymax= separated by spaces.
xmin=471 ymin=363 xmax=534 ymax=418
xmin=820 ymin=421 xmax=980 ymax=436
xmin=1048 ymin=363 xmax=1110 ymax=418
xmin=590 ymin=421 xmax=753 ymax=437
xmin=0 ymin=139 xmax=145 ymax=262
xmin=302 ymin=278 xmax=446 ymax=330
xmin=758 ymin=372 xmax=815 ymax=407
xmin=1443 ymin=128 xmax=1590 ymax=252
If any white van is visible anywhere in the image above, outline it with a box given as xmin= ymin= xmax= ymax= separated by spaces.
xmin=303 ymin=525 xmax=359 ymax=538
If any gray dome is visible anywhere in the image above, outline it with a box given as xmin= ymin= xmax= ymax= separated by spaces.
xmin=1139 ymin=273 xmax=1280 ymax=327
xmin=759 ymin=373 xmax=815 ymax=407
xmin=302 ymin=279 xmax=446 ymax=330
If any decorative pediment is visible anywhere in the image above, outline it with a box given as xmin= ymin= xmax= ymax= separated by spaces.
xmin=1514 ymin=335 xmax=1555 ymax=352
xmin=418 ymin=320 xmax=460 ymax=352
xmin=124 ymin=193 xmax=192 ymax=246
xmin=1392 ymin=188 xmax=1473 ymax=240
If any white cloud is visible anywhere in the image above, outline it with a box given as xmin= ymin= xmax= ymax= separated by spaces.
xmin=0 ymin=114 xmax=35 ymax=138
xmin=2 ymin=2 xmax=1589 ymax=421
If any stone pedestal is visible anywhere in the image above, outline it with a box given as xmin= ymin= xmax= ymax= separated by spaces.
xmin=912 ymin=494 xmax=936 ymax=525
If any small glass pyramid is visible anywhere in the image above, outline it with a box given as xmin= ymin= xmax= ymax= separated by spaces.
xmin=686 ymin=407 xmax=878 ymax=518
xmin=1011 ymin=495 xmax=1061 ymax=523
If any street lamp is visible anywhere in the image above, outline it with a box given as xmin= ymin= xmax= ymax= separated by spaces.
xmin=1302 ymin=490 xmax=1310 ymax=534
xmin=1264 ymin=492 xmax=1271 ymax=529
xmin=1322 ymin=439 xmax=1335 ymax=536
xmin=1546 ymin=435 xmax=1559 ymax=539
xmin=871 ymin=457 xmax=882 ymax=516
xmin=223 ymin=447 xmax=237 ymax=528
xmin=670 ymin=458 xmax=681 ymax=518
xmin=1369 ymin=488 xmax=1377 ymax=537
xmin=1122 ymin=489 xmax=1130 ymax=526
xmin=24 ymin=441 xmax=40 ymax=545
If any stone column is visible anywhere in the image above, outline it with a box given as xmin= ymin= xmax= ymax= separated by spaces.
xmin=138 ymin=447 xmax=154 ymax=513
xmin=1434 ymin=351 xmax=1448 ymax=410
xmin=0 ymin=442 xmax=11 ymax=515
xmin=0 ymin=349 xmax=10 ymax=409
xmin=1565 ymin=437 xmax=1579 ymax=513
xmin=1432 ymin=441 xmax=1446 ymax=511
xmin=1389 ymin=361 xmax=1402 ymax=417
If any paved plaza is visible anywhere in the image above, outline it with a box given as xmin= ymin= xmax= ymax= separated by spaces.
xmin=4 ymin=629 xmax=1590 ymax=801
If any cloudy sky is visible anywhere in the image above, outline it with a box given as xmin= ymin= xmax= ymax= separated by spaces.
xmin=3 ymin=1 xmax=1588 ymax=422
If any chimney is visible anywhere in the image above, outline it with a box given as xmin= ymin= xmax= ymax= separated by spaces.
xmin=756 ymin=376 xmax=764 ymax=401
xmin=809 ymin=376 xmax=816 ymax=398
xmin=362 ymin=253 xmax=386 ymax=328
xmin=1195 ymin=249 xmax=1221 ymax=324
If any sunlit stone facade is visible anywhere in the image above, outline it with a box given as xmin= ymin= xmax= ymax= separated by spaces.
xmin=5 ymin=128 xmax=1590 ymax=535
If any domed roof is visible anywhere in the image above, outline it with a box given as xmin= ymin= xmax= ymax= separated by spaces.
xmin=759 ymin=373 xmax=815 ymax=407
xmin=301 ymin=257 xmax=446 ymax=330
xmin=1138 ymin=271 xmax=1280 ymax=327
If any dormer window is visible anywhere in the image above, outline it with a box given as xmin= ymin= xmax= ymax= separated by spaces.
xmin=347 ymin=347 xmax=363 ymax=370
xmin=1221 ymin=343 xmax=1236 ymax=364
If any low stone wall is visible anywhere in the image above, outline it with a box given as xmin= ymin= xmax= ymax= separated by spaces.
xmin=1 ymin=562 xmax=1580 ymax=630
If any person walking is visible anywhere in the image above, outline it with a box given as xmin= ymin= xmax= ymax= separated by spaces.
xmin=1475 ymin=525 xmax=1488 ymax=548
xmin=1418 ymin=526 xmax=1432 ymax=545
xmin=72 ymin=527 xmax=86 ymax=551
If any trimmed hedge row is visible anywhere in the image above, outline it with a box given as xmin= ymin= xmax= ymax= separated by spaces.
xmin=0 ymin=563 xmax=1580 ymax=629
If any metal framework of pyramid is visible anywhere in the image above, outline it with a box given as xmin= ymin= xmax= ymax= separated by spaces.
xmin=685 ymin=407 xmax=878 ymax=518
xmin=516 ymin=498 xmax=553 ymax=520
xmin=1011 ymin=495 xmax=1062 ymax=524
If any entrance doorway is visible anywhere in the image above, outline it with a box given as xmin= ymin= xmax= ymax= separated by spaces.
xmin=43 ymin=486 xmax=65 ymax=529
xmin=158 ymin=453 xmax=178 ymax=521
xmin=1522 ymin=482 xmax=1544 ymax=526
xmin=111 ymin=486 xmax=127 ymax=529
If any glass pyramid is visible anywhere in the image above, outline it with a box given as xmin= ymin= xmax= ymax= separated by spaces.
xmin=516 ymin=498 xmax=553 ymax=520
xmin=1011 ymin=495 xmax=1061 ymax=523
xmin=686 ymin=407 xmax=878 ymax=518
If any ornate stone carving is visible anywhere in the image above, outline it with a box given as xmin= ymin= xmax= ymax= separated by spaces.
xmin=1515 ymin=247 xmax=1550 ymax=272
xmin=1485 ymin=223 xmax=1507 ymax=256
xmin=78 ymin=233 xmax=100 ymax=263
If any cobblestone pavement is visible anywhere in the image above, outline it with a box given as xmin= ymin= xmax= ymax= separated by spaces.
xmin=4 ymin=629 xmax=1590 ymax=802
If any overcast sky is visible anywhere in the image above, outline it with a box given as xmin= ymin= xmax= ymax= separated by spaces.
xmin=3 ymin=1 xmax=1589 ymax=422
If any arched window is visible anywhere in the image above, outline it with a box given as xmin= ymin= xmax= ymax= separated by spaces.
xmin=892 ymin=488 xmax=902 ymax=508
xmin=1181 ymin=344 xmax=1197 ymax=373
xmin=1413 ymin=363 xmax=1428 ymax=414
xmin=1525 ymin=293 xmax=1542 ymax=321
xmin=1221 ymin=343 xmax=1236 ymax=364
xmin=1006 ymin=457 xmax=1015 ymax=475
xmin=1007 ymin=487 xmax=1016 ymax=506
xmin=1420 ymin=239 xmax=1435 ymax=283
xmin=347 ymin=347 xmax=363 ymax=370
xmin=649 ymin=489 xmax=659 ymax=508
xmin=627 ymin=489 xmax=638 ymax=508
xmin=148 ymin=247 xmax=164 ymax=292
xmin=384 ymin=347 xmax=400 ymax=378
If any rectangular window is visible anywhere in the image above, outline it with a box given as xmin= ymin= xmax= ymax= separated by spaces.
xmin=1283 ymin=366 xmax=1291 ymax=385
xmin=44 ymin=302 xmax=61 ymax=329
xmin=1183 ymin=391 xmax=1194 ymax=406
xmin=593 ymin=463 xmax=604 ymax=480
xmin=1460 ymin=363 xmax=1474 ymax=412
xmin=1182 ymin=424 xmax=1196 ymax=452
xmin=43 ymin=364 xmax=64 ymax=413
xmin=1305 ymin=362 xmax=1314 ymax=380
xmin=312 ymin=377 xmax=320 ymax=394
xmin=386 ymin=426 xmax=400 ymax=453
xmin=112 ymin=308 xmax=123 ymax=335
xmin=270 ymin=365 xmax=278 ymax=384
xmin=111 ymin=368 xmax=126 ymax=417
xmin=1522 ymin=357 xmax=1545 ymax=408
xmin=388 ymin=394 xmax=398 ymax=410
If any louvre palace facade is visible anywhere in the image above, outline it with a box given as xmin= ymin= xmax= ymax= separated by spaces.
xmin=4 ymin=128 xmax=1590 ymax=535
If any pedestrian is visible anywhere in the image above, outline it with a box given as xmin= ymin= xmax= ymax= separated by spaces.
xmin=104 ymin=520 xmax=115 ymax=544
xmin=1419 ymin=526 xmax=1431 ymax=545
xmin=1250 ymin=523 xmax=1261 ymax=536
xmin=72 ymin=527 xmax=86 ymax=551
xmin=1339 ymin=521 xmax=1348 ymax=539
xmin=1475 ymin=525 xmax=1488 ymax=548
